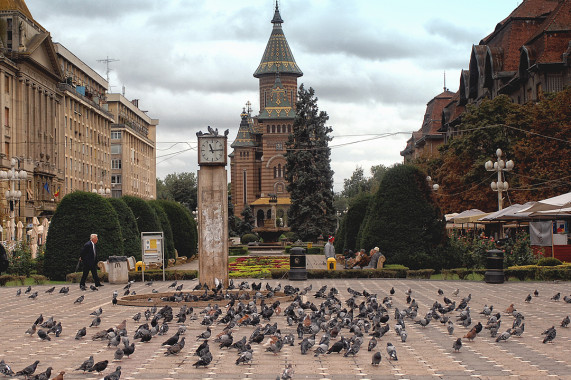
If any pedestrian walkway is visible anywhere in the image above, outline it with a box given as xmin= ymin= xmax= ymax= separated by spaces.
xmin=0 ymin=277 xmax=569 ymax=379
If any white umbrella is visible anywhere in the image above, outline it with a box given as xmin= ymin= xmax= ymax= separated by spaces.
xmin=453 ymin=209 xmax=491 ymax=224
xmin=519 ymin=192 xmax=571 ymax=214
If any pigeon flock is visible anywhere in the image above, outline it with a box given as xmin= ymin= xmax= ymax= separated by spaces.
xmin=0 ymin=279 xmax=569 ymax=379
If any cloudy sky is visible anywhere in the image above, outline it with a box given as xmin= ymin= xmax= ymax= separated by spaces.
xmin=27 ymin=0 xmax=520 ymax=191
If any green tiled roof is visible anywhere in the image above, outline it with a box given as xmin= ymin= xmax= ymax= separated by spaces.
xmin=253 ymin=4 xmax=303 ymax=78
xmin=231 ymin=108 xmax=258 ymax=148
xmin=258 ymin=75 xmax=294 ymax=120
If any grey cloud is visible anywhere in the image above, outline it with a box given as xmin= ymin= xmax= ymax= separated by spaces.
xmin=27 ymin=0 xmax=157 ymax=21
xmin=424 ymin=18 xmax=483 ymax=45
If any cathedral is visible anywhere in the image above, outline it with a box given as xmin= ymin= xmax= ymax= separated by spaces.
xmin=229 ymin=3 xmax=302 ymax=240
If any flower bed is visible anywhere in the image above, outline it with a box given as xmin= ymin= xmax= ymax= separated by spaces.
xmin=228 ymin=256 xmax=289 ymax=278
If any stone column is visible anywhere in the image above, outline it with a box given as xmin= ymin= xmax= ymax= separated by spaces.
xmin=197 ymin=165 xmax=228 ymax=289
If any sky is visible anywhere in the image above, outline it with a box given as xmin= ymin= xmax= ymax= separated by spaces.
xmin=26 ymin=0 xmax=521 ymax=191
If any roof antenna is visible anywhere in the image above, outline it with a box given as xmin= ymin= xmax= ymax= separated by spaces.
xmin=97 ymin=56 xmax=119 ymax=90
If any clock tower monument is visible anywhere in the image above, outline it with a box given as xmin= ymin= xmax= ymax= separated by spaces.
xmin=196 ymin=127 xmax=229 ymax=288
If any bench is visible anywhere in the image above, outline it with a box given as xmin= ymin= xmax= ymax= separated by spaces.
xmin=97 ymin=261 xmax=109 ymax=273
xmin=126 ymin=256 xmax=136 ymax=271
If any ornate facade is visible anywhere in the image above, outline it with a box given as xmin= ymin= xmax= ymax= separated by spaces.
xmin=230 ymin=4 xmax=302 ymax=237
xmin=0 ymin=0 xmax=157 ymax=233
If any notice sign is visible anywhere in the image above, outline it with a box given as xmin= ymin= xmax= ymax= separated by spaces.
xmin=141 ymin=232 xmax=164 ymax=265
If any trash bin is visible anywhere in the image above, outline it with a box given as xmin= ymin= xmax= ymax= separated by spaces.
xmin=327 ymin=257 xmax=336 ymax=271
xmin=289 ymin=247 xmax=307 ymax=281
xmin=107 ymin=256 xmax=129 ymax=284
xmin=484 ymin=249 xmax=504 ymax=284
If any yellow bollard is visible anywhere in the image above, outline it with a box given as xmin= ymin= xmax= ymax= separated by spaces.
xmin=327 ymin=257 xmax=336 ymax=271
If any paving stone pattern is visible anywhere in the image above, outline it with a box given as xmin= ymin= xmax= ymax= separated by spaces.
xmin=0 ymin=277 xmax=569 ymax=379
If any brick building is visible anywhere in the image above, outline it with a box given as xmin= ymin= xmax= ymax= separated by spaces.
xmin=402 ymin=0 xmax=570 ymax=159
xmin=229 ymin=4 xmax=302 ymax=237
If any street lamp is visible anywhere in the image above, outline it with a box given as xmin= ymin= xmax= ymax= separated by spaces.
xmin=426 ymin=176 xmax=440 ymax=192
xmin=485 ymin=148 xmax=514 ymax=211
xmin=92 ymin=181 xmax=111 ymax=197
xmin=1 ymin=158 xmax=27 ymax=242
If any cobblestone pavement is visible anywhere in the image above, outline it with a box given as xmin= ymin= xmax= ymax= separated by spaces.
xmin=0 ymin=278 xmax=570 ymax=379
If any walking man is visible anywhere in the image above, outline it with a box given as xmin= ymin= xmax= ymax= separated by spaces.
xmin=79 ymin=233 xmax=103 ymax=290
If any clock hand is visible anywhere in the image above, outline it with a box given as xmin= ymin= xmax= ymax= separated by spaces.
xmin=209 ymin=144 xmax=214 ymax=153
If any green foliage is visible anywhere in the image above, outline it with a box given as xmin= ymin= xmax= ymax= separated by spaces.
xmin=406 ymin=269 xmax=435 ymax=279
xmin=446 ymin=233 xmax=495 ymax=269
xmin=333 ymin=216 xmax=346 ymax=254
xmin=67 ymin=269 xmax=198 ymax=283
xmin=122 ymin=195 xmax=161 ymax=234
xmin=536 ymin=257 xmax=563 ymax=266
xmin=44 ymin=191 xmax=124 ymax=281
xmin=148 ymin=201 xmax=176 ymax=260
xmin=156 ymin=200 xmax=197 ymax=258
xmin=285 ymin=84 xmax=336 ymax=241
xmin=502 ymin=232 xmax=538 ymax=267
xmin=342 ymin=167 xmax=371 ymax=199
xmin=108 ymin=198 xmax=141 ymax=260
xmin=30 ymin=274 xmax=48 ymax=285
xmin=7 ymin=243 xmax=32 ymax=276
xmin=0 ymin=274 xmax=26 ymax=286
xmin=157 ymin=172 xmax=198 ymax=212
xmin=342 ymin=193 xmax=371 ymax=252
xmin=241 ymin=233 xmax=259 ymax=244
xmin=269 ymin=268 xmax=408 ymax=279
xmin=237 ymin=205 xmax=255 ymax=235
xmin=284 ymin=231 xmax=299 ymax=242
xmin=359 ymin=165 xmax=446 ymax=269
xmin=384 ymin=264 xmax=410 ymax=270
xmin=229 ymin=246 xmax=248 ymax=256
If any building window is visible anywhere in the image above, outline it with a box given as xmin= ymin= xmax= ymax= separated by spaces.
xmin=4 ymin=107 xmax=8 ymax=127
xmin=111 ymin=144 xmax=121 ymax=154
xmin=272 ymin=125 xmax=275 ymax=133
xmin=276 ymin=143 xmax=283 ymax=151
xmin=243 ymin=170 xmax=247 ymax=205
xmin=267 ymin=126 xmax=270 ymax=133
xmin=288 ymin=125 xmax=291 ymax=133
xmin=112 ymin=159 xmax=122 ymax=169
xmin=4 ymin=76 xmax=9 ymax=94
xmin=111 ymin=131 xmax=122 ymax=139
xmin=266 ymin=209 xmax=272 ymax=219
xmin=111 ymin=175 xmax=122 ymax=184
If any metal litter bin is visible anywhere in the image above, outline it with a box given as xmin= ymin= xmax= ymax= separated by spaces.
xmin=484 ymin=249 xmax=504 ymax=284
xmin=107 ymin=256 xmax=129 ymax=284
xmin=289 ymin=247 xmax=307 ymax=281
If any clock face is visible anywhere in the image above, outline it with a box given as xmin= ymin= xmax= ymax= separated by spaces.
xmin=199 ymin=138 xmax=225 ymax=164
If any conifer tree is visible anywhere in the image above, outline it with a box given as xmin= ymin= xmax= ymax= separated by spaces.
xmin=285 ymin=85 xmax=336 ymax=241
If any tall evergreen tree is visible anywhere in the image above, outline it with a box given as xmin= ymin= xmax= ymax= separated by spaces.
xmin=285 ymin=85 xmax=336 ymax=241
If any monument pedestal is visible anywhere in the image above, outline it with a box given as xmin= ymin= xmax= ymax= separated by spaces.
xmin=197 ymin=165 xmax=228 ymax=288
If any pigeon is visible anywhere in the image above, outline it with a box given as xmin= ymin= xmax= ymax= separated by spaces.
xmin=524 ymin=294 xmax=532 ymax=303
xmin=561 ymin=316 xmax=570 ymax=328
xmin=90 ymin=316 xmax=101 ymax=328
xmin=162 ymin=332 xmax=180 ymax=346
xmin=37 ymin=329 xmax=51 ymax=341
xmin=90 ymin=284 xmax=98 ymax=291
xmin=122 ymin=343 xmax=135 ymax=358
xmin=90 ymin=307 xmax=103 ymax=316
xmin=75 ymin=327 xmax=87 ymax=340
xmin=452 ymin=288 xmax=459 ymax=296
xmin=168 ymin=280 xmax=178 ymax=288
xmin=31 ymin=366 xmax=51 ymax=380
xmin=114 ymin=347 xmax=124 ymax=361
xmin=88 ymin=360 xmax=109 ymax=373
xmin=25 ymin=286 xmax=32 ymax=294
xmin=103 ymin=366 xmax=121 ymax=380
xmin=368 ymin=337 xmax=377 ymax=351
xmin=25 ymin=323 xmax=37 ymax=336
xmin=15 ymin=360 xmax=39 ymax=378
xmin=453 ymin=338 xmax=462 ymax=352
xmin=533 ymin=289 xmax=539 ymax=297
xmin=16 ymin=289 xmax=21 ymax=296
xmin=511 ymin=323 xmax=525 ymax=337
xmin=495 ymin=329 xmax=512 ymax=343
xmin=192 ymin=351 xmax=213 ymax=368
xmin=74 ymin=295 xmax=85 ymax=304
xmin=45 ymin=286 xmax=55 ymax=294
xmin=371 ymin=351 xmax=382 ymax=366
xmin=551 ymin=293 xmax=561 ymax=301
xmin=165 ymin=337 xmax=186 ymax=356
xmin=542 ymin=326 xmax=556 ymax=343
xmin=438 ymin=288 xmax=444 ymax=295
xmin=132 ymin=312 xmax=141 ymax=322
xmin=386 ymin=342 xmax=398 ymax=360
xmin=236 ymin=350 xmax=253 ymax=365
xmin=197 ymin=327 xmax=211 ymax=340
xmin=280 ymin=363 xmax=294 ymax=380
xmin=28 ymin=291 xmax=38 ymax=299
xmin=76 ymin=356 xmax=94 ymax=372
xmin=0 ymin=359 xmax=14 ymax=376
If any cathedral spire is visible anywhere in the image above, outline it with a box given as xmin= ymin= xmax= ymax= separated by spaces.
xmin=253 ymin=2 xmax=302 ymax=78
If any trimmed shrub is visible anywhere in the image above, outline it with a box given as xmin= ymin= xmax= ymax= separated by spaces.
xmin=0 ymin=274 xmax=14 ymax=286
xmin=67 ymin=269 xmax=198 ymax=283
xmin=536 ymin=257 xmax=562 ymax=266
xmin=7 ymin=243 xmax=33 ymax=277
xmin=269 ymin=268 xmax=407 ymax=279
xmin=122 ymin=195 xmax=161 ymax=235
xmin=108 ymin=198 xmax=141 ymax=260
xmin=307 ymin=247 xmax=323 ymax=255
xmin=30 ymin=274 xmax=48 ymax=285
xmin=406 ymin=269 xmax=435 ymax=279
xmin=45 ymin=191 xmax=124 ymax=281
xmin=342 ymin=193 xmax=372 ymax=252
xmin=148 ymin=201 xmax=176 ymax=261
xmin=284 ymin=231 xmax=299 ymax=242
xmin=241 ymin=234 xmax=259 ymax=244
xmin=229 ymin=246 xmax=248 ymax=256
xmin=156 ymin=200 xmax=197 ymax=258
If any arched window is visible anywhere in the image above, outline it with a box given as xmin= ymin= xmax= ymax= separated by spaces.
xmin=288 ymin=125 xmax=291 ymax=133
xmin=274 ymin=166 xmax=277 ymax=178
xmin=267 ymin=126 xmax=270 ymax=133
xmin=266 ymin=209 xmax=272 ymax=219
xmin=278 ymin=164 xmax=282 ymax=178
xmin=272 ymin=125 xmax=275 ymax=133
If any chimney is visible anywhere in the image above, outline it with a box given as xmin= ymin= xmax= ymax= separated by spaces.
xmin=131 ymin=99 xmax=139 ymax=108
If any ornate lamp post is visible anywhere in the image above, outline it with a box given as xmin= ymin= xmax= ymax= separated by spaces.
xmin=92 ymin=181 xmax=111 ymax=197
xmin=1 ymin=158 xmax=27 ymax=243
xmin=485 ymin=148 xmax=514 ymax=211
xmin=426 ymin=176 xmax=440 ymax=191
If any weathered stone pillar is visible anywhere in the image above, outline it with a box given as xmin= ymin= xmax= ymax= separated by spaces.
xmin=197 ymin=165 xmax=229 ymax=289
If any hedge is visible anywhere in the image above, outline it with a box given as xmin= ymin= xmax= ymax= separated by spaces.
xmin=505 ymin=265 xmax=571 ymax=281
xmin=0 ymin=274 xmax=26 ymax=286
xmin=406 ymin=269 xmax=435 ymax=279
xmin=441 ymin=268 xmax=486 ymax=280
xmin=229 ymin=246 xmax=249 ymax=256
xmin=284 ymin=246 xmax=324 ymax=255
xmin=66 ymin=269 xmax=198 ymax=283
xmin=269 ymin=268 xmax=407 ymax=279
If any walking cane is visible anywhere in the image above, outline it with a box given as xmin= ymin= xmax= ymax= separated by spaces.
xmin=74 ymin=258 xmax=81 ymax=273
